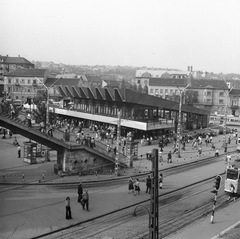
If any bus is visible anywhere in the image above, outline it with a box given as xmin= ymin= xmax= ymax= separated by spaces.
xmin=225 ymin=162 xmax=240 ymax=195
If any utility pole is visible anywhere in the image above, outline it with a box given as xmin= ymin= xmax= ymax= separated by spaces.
xmin=115 ymin=110 xmax=121 ymax=176
xmin=175 ymin=83 xmax=189 ymax=158
xmin=223 ymin=87 xmax=233 ymax=153
xmin=149 ymin=148 xmax=159 ymax=239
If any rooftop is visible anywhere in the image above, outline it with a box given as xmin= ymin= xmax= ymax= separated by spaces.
xmin=6 ymin=68 xmax=48 ymax=77
xmin=0 ymin=55 xmax=34 ymax=66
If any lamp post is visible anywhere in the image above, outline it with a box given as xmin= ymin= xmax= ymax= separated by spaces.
xmin=35 ymin=77 xmax=62 ymax=126
xmin=175 ymin=83 xmax=189 ymax=158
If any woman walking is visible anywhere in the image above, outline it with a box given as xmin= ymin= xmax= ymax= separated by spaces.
xmin=134 ymin=178 xmax=140 ymax=196
xmin=128 ymin=176 xmax=134 ymax=193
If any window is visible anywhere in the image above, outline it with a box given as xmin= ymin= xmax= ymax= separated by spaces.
xmin=165 ymin=89 xmax=168 ymax=94
xmin=155 ymin=89 xmax=159 ymax=95
xmin=150 ymin=89 xmax=153 ymax=94
xmin=207 ymin=91 xmax=211 ymax=96
xmin=137 ymin=80 xmax=140 ymax=84
xmin=175 ymin=89 xmax=178 ymax=94
xmin=21 ymin=79 xmax=25 ymax=84
xmin=15 ymin=79 xmax=19 ymax=83
xmin=219 ymin=99 xmax=224 ymax=104
xmin=170 ymin=89 xmax=173 ymax=95
xmin=8 ymin=79 xmax=11 ymax=84
xmin=207 ymin=99 xmax=211 ymax=102
xmin=28 ymin=79 xmax=31 ymax=84
xmin=160 ymin=89 xmax=163 ymax=94
xmin=144 ymin=80 xmax=147 ymax=85
xmin=33 ymin=80 xmax=36 ymax=84
xmin=28 ymin=88 xmax=30 ymax=92
xmin=219 ymin=92 xmax=224 ymax=96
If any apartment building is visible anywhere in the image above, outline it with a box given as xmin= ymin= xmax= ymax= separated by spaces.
xmin=4 ymin=68 xmax=48 ymax=102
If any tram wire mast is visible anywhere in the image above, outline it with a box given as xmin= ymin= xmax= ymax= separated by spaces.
xmin=210 ymin=175 xmax=221 ymax=224
xmin=149 ymin=148 xmax=159 ymax=239
xmin=174 ymin=83 xmax=189 ymax=158
xmin=115 ymin=110 xmax=121 ymax=176
xmin=223 ymin=87 xmax=233 ymax=153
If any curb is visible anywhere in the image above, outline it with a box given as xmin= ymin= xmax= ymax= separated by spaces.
xmin=211 ymin=221 xmax=240 ymax=239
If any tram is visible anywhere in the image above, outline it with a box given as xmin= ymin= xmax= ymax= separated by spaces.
xmin=224 ymin=161 xmax=240 ymax=195
xmin=209 ymin=114 xmax=240 ymax=126
xmin=237 ymin=137 xmax=240 ymax=152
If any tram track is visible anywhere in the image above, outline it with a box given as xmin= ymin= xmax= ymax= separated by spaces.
xmin=0 ymin=150 xmax=235 ymax=193
xmin=30 ymin=174 xmax=228 ymax=239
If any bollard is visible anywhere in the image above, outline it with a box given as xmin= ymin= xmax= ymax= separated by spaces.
xmin=22 ymin=173 xmax=25 ymax=182
xmin=61 ymin=172 xmax=64 ymax=182
xmin=42 ymin=173 xmax=45 ymax=181
xmin=79 ymin=172 xmax=81 ymax=181
xmin=95 ymin=170 xmax=98 ymax=178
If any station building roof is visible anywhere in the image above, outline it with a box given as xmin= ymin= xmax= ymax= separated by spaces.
xmin=57 ymin=85 xmax=209 ymax=116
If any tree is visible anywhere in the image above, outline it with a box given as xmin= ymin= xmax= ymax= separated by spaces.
xmin=31 ymin=91 xmax=47 ymax=124
xmin=143 ymin=85 xmax=148 ymax=94
xmin=185 ymin=90 xmax=198 ymax=105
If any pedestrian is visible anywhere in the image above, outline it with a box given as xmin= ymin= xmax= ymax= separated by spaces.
xmin=82 ymin=189 xmax=89 ymax=211
xmin=128 ymin=176 xmax=134 ymax=193
xmin=159 ymin=151 xmax=163 ymax=163
xmin=182 ymin=141 xmax=186 ymax=151
xmin=159 ymin=173 xmax=163 ymax=189
xmin=227 ymin=184 xmax=236 ymax=202
xmin=167 ymin=151 xmax=172 ymax=163
xmin=134 ymin=178 xmax=140 ymax=196
xmin=145 ymin=175 xmax=151 ymax=194
xmin=17 ymin=144 xmax=21 ymax=158
xmin=77 ymin=183 xmax=83 ymax=203
xmin=226 ymin=153 xmax=231 ymax=164
xmin=65 ymin=196 xmax=72 ymax=219
xmin=13 ymin=136 xmax=18 ymax=146
xmin=48 ymin=125 xmax=53 ymax=137
xmin=198 ymin=147 xmax=202 ymax=157
xmin=215 ymin=148 xmax=219 ymax=157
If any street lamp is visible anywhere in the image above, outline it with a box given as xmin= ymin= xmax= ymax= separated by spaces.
xmin=175 ymin=83 xmax=190 ymax=158
xmin=35 ymin=77 xmax=62 ymax=126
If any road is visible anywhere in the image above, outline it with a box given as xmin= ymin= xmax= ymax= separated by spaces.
xmin=0 ymin=155 xmax=228 ymax=239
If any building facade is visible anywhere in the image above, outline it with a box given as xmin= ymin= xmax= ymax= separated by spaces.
xmin=0 ymin=55 xmax=34 ymax=81
xmin=4 ymin=68 xmax=48 ymax=102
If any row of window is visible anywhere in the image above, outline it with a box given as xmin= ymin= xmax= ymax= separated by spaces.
xmin=149 ymin=88 xmax=179 ymax=95
xmin=205 ymin=91 xmax=224 ymax=96
xmin=6 ymin=78 xmax=43 ymax=85
xmin=150 ymin=88 xmax=227 ymax=97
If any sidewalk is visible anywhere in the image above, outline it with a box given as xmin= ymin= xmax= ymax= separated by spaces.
xmin=169 ymin=199 xmax=240 ymax=239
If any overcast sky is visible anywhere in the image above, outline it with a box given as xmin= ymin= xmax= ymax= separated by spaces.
xmin=1 ymin=0 xmax=240 ymax=74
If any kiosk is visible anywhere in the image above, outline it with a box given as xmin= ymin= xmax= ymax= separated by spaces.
xmin=24 ymin=142 xmax=37 ymax=164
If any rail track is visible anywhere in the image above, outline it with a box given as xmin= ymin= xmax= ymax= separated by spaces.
xmin=28 ymin=173 xmax=229 ymax=239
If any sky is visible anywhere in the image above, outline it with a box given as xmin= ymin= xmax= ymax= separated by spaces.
xmin=1 ymin=0 xmax=240 ymax=74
